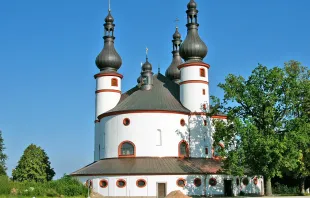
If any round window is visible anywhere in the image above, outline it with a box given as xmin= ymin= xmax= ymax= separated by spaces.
xmin=242 ymin=178 xmax=249 ymax=186
xmin=209 ymin=178 xmax=217 ymax=186
xmin=123 ymin=118 xmax=130 ymax=126
xmin=177 ymin=178 xmax=186 ymax=187
xmin=136 ymin=179 xmax=146 ymax=188
xmin=116 ymin=179 xmax=126 ymax=188
xmin=180 ymin=119 xmax=186 ymax=126
xmin=194 ymin=178 xmax=201 ymax=187
xmin=99 ymin=179 xmax=108 ymax=188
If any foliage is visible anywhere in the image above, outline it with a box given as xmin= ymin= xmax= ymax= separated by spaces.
xmin=12 ymin=144 xmax=55 ymax=182
xmin=0 ymin=174 xmax=88 ymax=197
xmin=272 ymin=182 xmax=299 ymax=195
xmin=0 ymin=131 xmax=7 ymax=176
xmin=211 ymin=61 xmax=310 ymax=195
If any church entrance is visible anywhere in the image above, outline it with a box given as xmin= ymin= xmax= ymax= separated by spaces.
xmin=224 ymin=179 xmax=233 ymax=196
xmin=157 ymin=183 xmax=166 ymax=198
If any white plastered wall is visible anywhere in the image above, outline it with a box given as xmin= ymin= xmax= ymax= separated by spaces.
xmin=180 ymin=66 xmax=210 ymax=112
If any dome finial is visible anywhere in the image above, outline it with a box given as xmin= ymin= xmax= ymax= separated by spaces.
xmin=165 ymin=27 xmax=183 ymax=82
xmin=108 ymin=0 xmax=111 ymax=11
xmin=180 ymin=0 xmax=208 ymax=62
xmin=95 ymin=6 xmax=122 ymax=72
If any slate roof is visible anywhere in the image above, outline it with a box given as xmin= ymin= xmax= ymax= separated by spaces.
xmin=71 ymin=157 xmax=223 ymax=176
xmin=102 ymin=74 xmax=190 ymax=116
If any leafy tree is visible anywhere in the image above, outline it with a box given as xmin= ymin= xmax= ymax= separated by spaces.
xmin=0 ymin=131 xmax=8 ymax=176
xmin=211 ymin=61 xmax=309 ymax=195
xmin=12 ymin=144 xmax=55 ymax=182
xmin=281 ymin=61 xmax=310 ymax=194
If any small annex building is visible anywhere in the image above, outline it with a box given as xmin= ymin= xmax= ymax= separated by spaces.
xmin=71 ymin=0 xmax=264 ymax=197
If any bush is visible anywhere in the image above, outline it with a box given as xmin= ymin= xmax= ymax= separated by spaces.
xmin=0 ymin=175 xmax=87 ymax=197
xmin=272 ymin=182 xmax=299 ymax=195
xmin=0 ymin=175 xmax=11 ymax=194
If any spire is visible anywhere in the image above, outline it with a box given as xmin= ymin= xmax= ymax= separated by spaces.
xmin=165 ymin=27 xmax=183 ymax=82
xmin=140 ymin=48 xmax=153 ymax=90
xmin=179 ymin=0 xmax=208 ymax=62
xmin=95 ymin=5 xmax=122 ymax=72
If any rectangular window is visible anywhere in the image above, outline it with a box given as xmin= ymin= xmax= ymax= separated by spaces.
xmin=156 ymin=129 xmax=162 ymax=146
xmin=200 ymin=68 xmax=206 ymax=77
xmin=111 ymin=78 xmax=118 ymax=86
xmin=202 ymin=89 xmax=206 ymax=95
xmin=205 ymin=147 xmax=208 ymax=155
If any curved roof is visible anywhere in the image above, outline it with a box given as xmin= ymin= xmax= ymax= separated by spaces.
xmin=99 ymin=74 xmax=190 ymax=118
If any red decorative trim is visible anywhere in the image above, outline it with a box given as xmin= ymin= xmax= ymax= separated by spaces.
xmin=95 ymin=89 xmax=121 ymax=94
xmin=123 ymin=118 xmax=130 ymax=126
xmin=116 ymin=179 xmax=126 ymax=188
xmin=211 ymin=115 xmax=227 ymax=119
xmin=179 ymin=80 xmax=209 ymax=85
xmin=136 ymin=179 xmax=147 ymax=188
xmin=94 ymin=120 xmax=100 ymax=123
xmin=99 ymin=179 xmax=108 ymax=188
xmin=178 ymin=140 xmax=189 ymax=158
xmin=118 ymin=141 xmax=136 ymax=158
xmin=98 ymin=110 xmax=189 ymax=120
xmin=176 ymin=178 xmax=186 ymax=187
xmin=94 ymin=72 xmax=123 ymax=79
xmin=194 ymin=178 xmax=202 ymax=187
xmin=178 ymin=62 xmax=210 ymax=69
xmin=180 ymin=119 xmax=186 ymax=126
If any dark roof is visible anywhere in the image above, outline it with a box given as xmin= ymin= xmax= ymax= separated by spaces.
xmin=71 ymin=157 xmax=223 ymax=176
xmin=102 ymin=74 xmax=190 ymax=116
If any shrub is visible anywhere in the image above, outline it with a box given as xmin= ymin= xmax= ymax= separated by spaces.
xmin=272 ymin=182 xmax=299 ymax=195
xmin=50 ymin=175 xmax=88 ymax=196
xmin=0 ymin=175 xmax=11 ymax=194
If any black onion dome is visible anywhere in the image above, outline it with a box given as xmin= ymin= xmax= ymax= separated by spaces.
xmin=166 ymin=27 xmax=183 ymax=82
xmin=187 ymin=0 xmax=197 ymax=9
xmin=180 ymin=0 xmax=208 ymax=62
xmin=95 ymin=10 xmax=122 ymax=72
xmin=142 ymin=58 xmax=152 ymax=71
xmin=105 ymin=11 xmax=114 ymax=23
xmin=173 ymin=28 xmax=181 ymax=39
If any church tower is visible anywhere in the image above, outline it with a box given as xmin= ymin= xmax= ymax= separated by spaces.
xmin=94 ymin=9 xmax=123 ymax=120
xmin=165 ymin=27 xmax=183 ymax=83
xmin=94 ymin=8 xmax=122 ymax=161
xmin=179 ymin=0 xmax=210 ymax=112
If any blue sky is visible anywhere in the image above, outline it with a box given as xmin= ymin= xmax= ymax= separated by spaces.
xmin=0 ymin=0 xmax=309 ymax=179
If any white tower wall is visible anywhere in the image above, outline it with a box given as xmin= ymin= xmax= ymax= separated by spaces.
xmin=179 ymin=64 xmax=210 ymax=112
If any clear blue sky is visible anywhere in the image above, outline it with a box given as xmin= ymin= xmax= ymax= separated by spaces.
xmin=0 ymin=0 xmax=309 ymax=179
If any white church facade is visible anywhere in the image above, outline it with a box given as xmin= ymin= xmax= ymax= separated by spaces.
xmin=71 ymin=0 xmax=264 ymax=197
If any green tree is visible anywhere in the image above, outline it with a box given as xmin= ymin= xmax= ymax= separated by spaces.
xmin=0 ymin=131 xmax=8 ymax=176
xmin=12 ymin=144 xmax=55 ymax=182
xmin=211 ymin=62 xmax=309 ymax=195
xmin=282 ymin=61 xmax=310 ymax=194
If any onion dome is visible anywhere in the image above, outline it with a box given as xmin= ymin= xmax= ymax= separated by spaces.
xmin=165 ymin=27 xmax=183 ymax=82
xmin=95 ymin=10 xmax=122 ymax=72
xmin=142 ymin=58 xmax=152 ymax=71
xmin=180 ymin=0 xmax=208 ymax=62
xmin=187 ymin=0 xmax=197 ymax=9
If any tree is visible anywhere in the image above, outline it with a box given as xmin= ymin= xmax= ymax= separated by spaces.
xmin=12 ymin=144 xmax=55 ymax=182
xmin=211 ymin=62 xmax=309 ymax=195
xmin=0 ymin=130 xmax=8 ymax=176
xmin=281 ymin=61 xmax=310 ymax=194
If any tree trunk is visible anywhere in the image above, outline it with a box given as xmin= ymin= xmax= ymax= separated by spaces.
xmin=299 ymin=176 xmax=305 ymax=195
xmin=265 ymin=177 xmax=272 ymax=196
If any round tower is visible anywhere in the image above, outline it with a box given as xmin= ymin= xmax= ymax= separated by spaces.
xmin=139 ymin=51 xmax=154 ymax=91
xmin=179 ymin=0 xmax=210 ymax=112
xmin=165 ymin=27 xmax=183 ymax=83
xmin=94 ymin=10 xmax=123 ymax=120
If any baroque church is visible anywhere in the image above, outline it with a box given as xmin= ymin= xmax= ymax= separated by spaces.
xmin=71 ymin=0 xmax=264 ymax=197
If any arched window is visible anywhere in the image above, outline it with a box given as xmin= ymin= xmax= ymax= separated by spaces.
xmin=118 ymin=141 xmax=135 ymax=157
xmin=111 ymin=78 xmax=118 ymax=87
xmin=178 ymin=140 xmax=189 ymax=158
xmin=200 ymin=68 xmax=205 ymax=77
